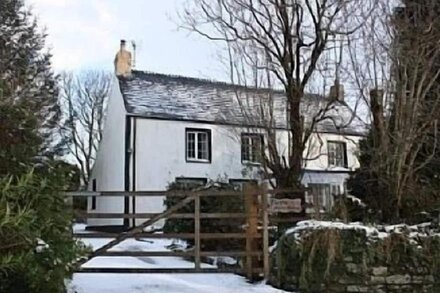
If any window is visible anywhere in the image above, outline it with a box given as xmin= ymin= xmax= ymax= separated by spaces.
xmin=328 ymin=141 xmax=347 ymax=167
xmin=307 ymin=183 xmax=331 ymax=209
xmin=241 ymin=133 xmax=263 ymax=164
xmin=91 ymin=179 xmax=97 ymax=210
xmin=186 ymin=128 xmax=211 ymax=163
xmin=229 ymin=179 xmax=258 ymax=191
xmin=307 ymin=183 xmax=342 ymax=210
xmin=175 ymin=177 xmax=207 ymax=188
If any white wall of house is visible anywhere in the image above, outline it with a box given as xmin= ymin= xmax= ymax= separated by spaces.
xmin=132 ymin=119 xmax=360 ymax=189
xmin=130 ymin=118 xmax=361 ymax=226
xmin=134 ymin=119 xmax=263 ymax=189
xmin=87 ymin=77 xmax=127 ymax=226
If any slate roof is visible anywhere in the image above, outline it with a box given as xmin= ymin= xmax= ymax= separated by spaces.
xmin=118 ymin=70 xmax=365 ymax=136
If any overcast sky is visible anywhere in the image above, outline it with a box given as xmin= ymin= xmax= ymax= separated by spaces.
xmin=27 ymin=0 xmax=228 ymax=81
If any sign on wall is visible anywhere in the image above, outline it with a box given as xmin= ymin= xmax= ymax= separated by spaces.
xmin=269 ymin=198 xmax=302 ymax=213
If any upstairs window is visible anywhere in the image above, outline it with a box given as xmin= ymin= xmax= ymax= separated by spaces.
xmin=186 ymin=128 xmax=211 ymax=163
xmin=241 ymin=133 xmax=263 ymax=164
xmin=328 ymin=141 xmax=347 ymax=167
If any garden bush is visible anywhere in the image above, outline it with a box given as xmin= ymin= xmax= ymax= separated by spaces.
xmin=163 ymin=180 xmax=245 ymax=251
xmin=0 ymin=171 xmax=88 ymax=292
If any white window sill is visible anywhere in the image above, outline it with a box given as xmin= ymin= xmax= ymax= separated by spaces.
xmin=186 ymin=158 xmax=211 ymax=163
xmin=242 ymin=160 xmax=262 ymax=166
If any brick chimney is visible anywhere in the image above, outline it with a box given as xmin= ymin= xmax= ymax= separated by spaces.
xmin=114 ymin=40 xmax=132 ymax=77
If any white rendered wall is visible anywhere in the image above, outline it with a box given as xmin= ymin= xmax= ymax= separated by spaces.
xmin=131 ymin=118 xmax=361 ymax=226
xmin=87 ymin=77 xmax=127 ymax=226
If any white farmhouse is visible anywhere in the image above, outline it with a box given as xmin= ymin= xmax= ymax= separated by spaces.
xmin=88 ymin=41 xmax=364 ymax=227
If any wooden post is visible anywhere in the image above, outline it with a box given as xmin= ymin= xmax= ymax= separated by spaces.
xmin=244 ymin=185 xmax=258 ymax=280
xmin=262 ymin=188 xmax=270 ymax=279
xmin=132 ymin=194 xmax=136 ymax=227
xmin=194 ymin=194 xmax=201 ymax=270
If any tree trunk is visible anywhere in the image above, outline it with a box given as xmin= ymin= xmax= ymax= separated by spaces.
xmin=287 ymin=86 xmax=305 ymax=192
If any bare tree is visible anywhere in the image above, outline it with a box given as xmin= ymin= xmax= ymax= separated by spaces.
xmin=347 ymin=0 xmax=440 ymax=221
xmin=181 ymin=0 xmax=374 ymax=192
xmin=59 ymin=71 xmax=111 ymax=187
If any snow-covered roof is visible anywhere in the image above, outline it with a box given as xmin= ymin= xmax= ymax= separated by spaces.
xmin=118 ymin=70 xmax=365 ymax=136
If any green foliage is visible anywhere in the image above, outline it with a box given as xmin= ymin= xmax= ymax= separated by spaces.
xmin=163 ymin=181 xmax=244 ymax=250
xmin=347 ymin=134 xmax=392 ymax=222
xmin=0 ymin=0 xmax=63 ymax=178
xmin=0 ymin=1 xmax=87 ymax=291
xmin=348 ymin=133 xmax=440 ymax=223
xmin=0 ymin=171 xmax=88 ymax=292
xmin=0 ymin=103 xmax=41 ymax=177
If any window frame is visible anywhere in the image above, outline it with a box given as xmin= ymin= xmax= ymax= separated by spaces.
xmin=229 ymin=179 xmax=258 ymax=191
xmin=307 ymin=183 xmax=330 ymax=209
xmin=185 ymin=128 xmax=212 ymax=163
xmin=327 ymin=140 xmax=348 ymax=168
xmin=307 ymin=183 xmax=342 ymax=210
xmin=175 ymin=177 xmax=208 ymax=188
xmin=241 ymin=133 xmax=264 ymax=165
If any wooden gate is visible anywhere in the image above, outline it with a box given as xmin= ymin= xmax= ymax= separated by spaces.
xmin=65 ymin=187 xmax=272 ymax=279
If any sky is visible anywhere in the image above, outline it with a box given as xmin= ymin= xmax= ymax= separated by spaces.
xmin=27 ymin=0 xmax=228 ymax=81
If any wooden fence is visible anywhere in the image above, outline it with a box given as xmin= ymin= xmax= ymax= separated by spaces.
xmin=65 ymin=187 xmax=299 ymax=279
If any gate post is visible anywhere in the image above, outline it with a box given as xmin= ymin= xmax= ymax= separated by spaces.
xmin=244 ymin=185 xmax=258 ymax=280
xmin=194 ymin=194 xmax=201 ymax=270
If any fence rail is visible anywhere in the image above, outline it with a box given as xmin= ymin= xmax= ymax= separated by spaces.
xmin=74 ymin=232 xmax=261 ymax=239
xmin=64 ymin=188 xmax=307 ymax=197
xmin=76 ymin=212 xmax=247 ymax=219
xmin=66 ymin=187 xmax=292 ymax=280
xmin=77 ymin=267 xmax=264 ymax=274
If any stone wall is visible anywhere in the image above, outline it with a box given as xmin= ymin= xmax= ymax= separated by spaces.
xmin=269 ymin=221 xmax=440 ymax=292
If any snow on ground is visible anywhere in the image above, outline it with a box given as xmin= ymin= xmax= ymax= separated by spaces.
xmin=68 ymin=225 xmax=286 ymax=293
xmin=69 ymin=273 xmax=284 ymax=293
